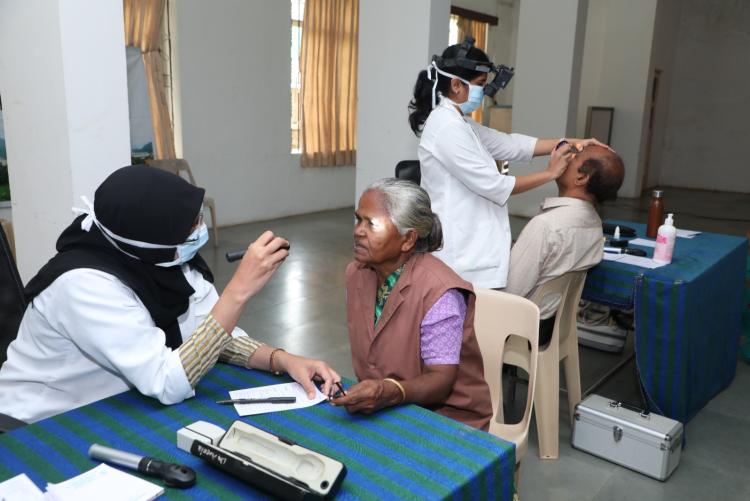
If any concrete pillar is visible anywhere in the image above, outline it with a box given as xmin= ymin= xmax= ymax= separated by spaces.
xmin=355 ymin=0 xmax=450 ymax=201
xmin=0 ymin=0 xmax=131 ymax=281
xmin=508 ymin=0 xmax=588 ymax=217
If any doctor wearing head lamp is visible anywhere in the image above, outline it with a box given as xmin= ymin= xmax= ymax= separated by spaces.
xmin=0 ymin=166 xmax=340 ymax=424
xmin=408 ymin=39 xmax=608 ymax=288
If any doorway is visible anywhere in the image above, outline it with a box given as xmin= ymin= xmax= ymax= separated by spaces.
xmin=641 ymin=69 xmax=662 ymax=193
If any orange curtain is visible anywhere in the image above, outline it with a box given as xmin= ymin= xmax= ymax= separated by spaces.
xmin=300 ymin=0 xmax=358 ymax=167
xmin=456 ymin=17 xmax=488 ymax=124
xmin=123 ymin=0 xmax=176 ymax=159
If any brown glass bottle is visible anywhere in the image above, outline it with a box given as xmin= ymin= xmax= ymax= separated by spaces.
xmin=646 ymin=190 xmax=664 ymax=238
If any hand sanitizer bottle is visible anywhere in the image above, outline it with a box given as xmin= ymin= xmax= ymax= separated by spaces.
xmin=653 ymin=213 xmax=676 ymax=264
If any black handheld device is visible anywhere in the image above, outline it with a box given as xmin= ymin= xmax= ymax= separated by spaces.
xmin=226 ymin=242 xmax=291 ymax=262
xmin=88 ymin=443 xmax=196 ymax=488
xmin=178 ymin=420 xmax=347 ymax=499
xmin=624 ymin=248 xmax=648 ymax=257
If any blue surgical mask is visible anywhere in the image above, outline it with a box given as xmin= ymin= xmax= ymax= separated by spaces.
xmin=426 ymin=62 xmax=487 ymax=113
xmin=171 ymin=223 xmax=209 ymax=266
xmin=458 ymin=84 xmax=485 ymax=114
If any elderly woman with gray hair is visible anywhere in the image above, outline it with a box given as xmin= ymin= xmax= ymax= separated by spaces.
xmin=331 ymin=178 xmax=492 ymax=430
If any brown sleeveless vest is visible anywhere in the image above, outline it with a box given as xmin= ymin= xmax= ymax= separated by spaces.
xmin=346 ymin=252 xmax=492 ymax=430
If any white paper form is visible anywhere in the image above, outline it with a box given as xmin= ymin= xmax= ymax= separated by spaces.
xmin=228 ymin=382 xmax=327 ymax=416
xmin=631 ymin=231 xmax=700 ymax=246
xmin=602 ymin=252 xmax=668 ymax=269
xmin=618 ymin=254 xmax=668 ymax=269
xmin=0 ymin=474 xmax=45 ymax=501
xmin=602 ymin=252 xmax=626 ymax=262
xmin=45 ymin=464 xmax=163 ymax=501
xmin=675 ymin=229 xmax=701 ymax=239
xmin=629 ymin=238 xmax=656 ymax=248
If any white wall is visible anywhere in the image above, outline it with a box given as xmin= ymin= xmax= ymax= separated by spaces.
xmin=491 ymin=1 xmax=519 ymax=107
xmin=355 ymin=0 xmax=450 ymax=201
xmin=653 ymin=0 xmax=750 ymax=193
xmin=643 ymin=0 xmax=681 ymax=189
xmin=0 ymin=0 xmax=131 ymax=281
xmin=171 ymin=0 xmax=355 ymax=227
xmin=509 ymin=0 xmax=588 ymax=217
xmin=451 ymin=0 xmax=519 ymax=106
xmin=575 ymin=0 xmax=658 ymax=198
xmin=443 ymin=0 xmax=749 ymax=196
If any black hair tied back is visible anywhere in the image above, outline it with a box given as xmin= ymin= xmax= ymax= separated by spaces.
xmin=407 ymin=44 xmax=491 ymax=136
xmin=408 ymin=69 xmax=435 ymax=136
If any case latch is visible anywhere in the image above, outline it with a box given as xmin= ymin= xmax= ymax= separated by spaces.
xmin=613 ymin=425 xmax=623 ymax=443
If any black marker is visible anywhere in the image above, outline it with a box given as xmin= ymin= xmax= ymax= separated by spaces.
xmin=603 ymin=247 xmax=647 ymax=257
xmin=88 ymin=443 xmax=196 ymax=488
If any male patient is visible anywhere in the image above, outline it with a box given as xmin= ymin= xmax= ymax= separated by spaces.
xmin=504 ymin=144 xmax=625 ymax=346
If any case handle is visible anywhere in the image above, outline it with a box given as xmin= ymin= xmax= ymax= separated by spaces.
xmin=608 ymin=400 xmax=650 ymax=418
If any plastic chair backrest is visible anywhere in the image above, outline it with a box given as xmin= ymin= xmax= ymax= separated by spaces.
xmin=146 ymin=158 xmax=197 ymax=185
xmin=394 ymin=160 xmax=421 ymax=184
xmin=0 ymin=224 xmax=26 ymax=364
xmin=474 ymin=288 xmax=539 ymax=461
xmin=530 ymin=270 xmax=586 ymax=349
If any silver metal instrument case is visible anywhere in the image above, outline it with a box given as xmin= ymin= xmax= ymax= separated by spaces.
xmin=571 ymin=394 xmax=682 ymax=481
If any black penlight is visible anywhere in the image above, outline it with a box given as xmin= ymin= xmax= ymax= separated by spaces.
xmin=226 ymin=242 xmax=291 ymax=262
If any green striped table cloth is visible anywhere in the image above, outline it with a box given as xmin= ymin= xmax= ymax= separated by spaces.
xmin=0 ymin=364 xmax=515 ymax=500
xmin=582 ymin=221 xmax=747 ymax=424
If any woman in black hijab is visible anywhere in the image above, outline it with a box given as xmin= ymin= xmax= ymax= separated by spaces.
xmin=0 ymin=166 xmax=339 ymax=423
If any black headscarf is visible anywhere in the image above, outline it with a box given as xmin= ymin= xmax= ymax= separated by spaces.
xmin=25 ymin=166 xmax=213 ymax=349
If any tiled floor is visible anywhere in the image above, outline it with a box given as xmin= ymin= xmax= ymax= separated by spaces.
xmin=202 ymin=188 xmax=749 ymax=500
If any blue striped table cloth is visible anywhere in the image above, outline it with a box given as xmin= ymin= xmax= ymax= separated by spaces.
xmin=582 ymin=220 xmax=747 ymax=423
xmin=0 ymin=364 xmax=515 ymax=500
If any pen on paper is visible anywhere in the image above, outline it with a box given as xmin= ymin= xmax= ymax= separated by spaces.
xmin=216 ymin=397 xmax=297 ymax=405
xmin=330 ymin=381 xmax=347 ymax=399
xmin=319 ymin=381 xmax=346 ymax=400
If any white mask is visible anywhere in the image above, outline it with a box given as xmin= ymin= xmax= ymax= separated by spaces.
xmin=73 ymin=196 xmax=206 ymax=268
xmin=425 ymin=61 xmax=485 ymax=110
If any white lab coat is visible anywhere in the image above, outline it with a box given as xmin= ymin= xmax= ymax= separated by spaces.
xmin=418 ymin=98 xmax=537 ymax=288
xmin=0 ymin=266 xmax=248 ymax=423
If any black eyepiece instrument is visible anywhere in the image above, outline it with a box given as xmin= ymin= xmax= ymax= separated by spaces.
xmin=88 ymin=443 xmax=196 ymax=488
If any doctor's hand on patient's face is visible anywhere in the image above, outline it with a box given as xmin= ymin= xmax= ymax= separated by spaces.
xmin=568 ymin=137 xmax=614 ymax=152
xmin=227 ymin=231 xmax=289 ymax=301
xmin=546 ymin=142 xmax=576 ymax=179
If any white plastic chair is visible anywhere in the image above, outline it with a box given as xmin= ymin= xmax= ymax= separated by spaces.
xmin=506 ymin=270 xmax=587 ymax=459
xmin=145 ymin=158 xmax=219 ymax=247
xmin=474 ymin=288 xmax=540 ymax=486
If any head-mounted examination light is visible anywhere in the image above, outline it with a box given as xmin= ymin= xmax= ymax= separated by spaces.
xmin=430 ymin=37 xmax=515 ymax=98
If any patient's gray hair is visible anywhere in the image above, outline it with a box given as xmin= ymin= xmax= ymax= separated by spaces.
xmin=365 ymin=178 xmax=443 ymax=253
